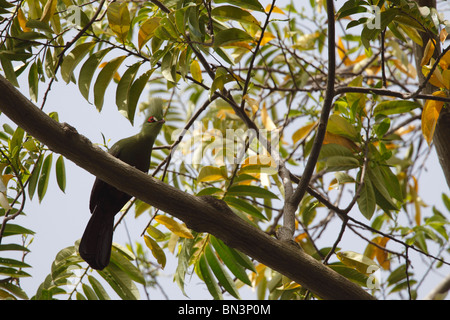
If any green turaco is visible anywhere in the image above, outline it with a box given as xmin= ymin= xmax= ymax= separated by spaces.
xmin=79 ymin=98 xmax=165 ymax=270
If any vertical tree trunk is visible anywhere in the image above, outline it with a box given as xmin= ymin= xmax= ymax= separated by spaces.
xmin=413 ymin=0 xmax=450 ymax=188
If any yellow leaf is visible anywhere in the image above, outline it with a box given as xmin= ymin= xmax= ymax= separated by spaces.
xmin=107 ymin=2 xmax=131 ymax=44
xmin=292 ymin=122 xmax=316 ymax=144
xmin=414 ymin=193 xmax=421 ymax=226
xmin=440 ymin=28 xmax=448 ymax=44
xmin=144 ymin=235 xmax=166 ymax=268
xmin=2 ymin=174 xmax=14 ymax=187
xmin=18 ymin=9 xmax=31 ymax=32
xmin=168 ymin=233 xmax=179 ymax=254
xmin=421 ymin=39 xmax=435 ymax=66
xmin=392 ymin=59 xmax=417 ymax=79
xmin=40 ymin=0 xmax=57 ymax=23
xmin=239 ymin=155 xmax=277 ymax=176
xmin=337 ymin=37 xmax=351 ymax=66
xmin=428 ymin=73 xmax=445 ymax=88
xmin=440 ymin=51 xmax=450 ymax=70
xmin=216 ymin=106 xmax=236 ymax=120
xmin=352 ymin=53 xmax=367 ymax=64
xmin=374 ymin=237 xmax=390 ymax=270
xmin=222 ymin=41 xmax=253 ymax=50
xmin=255 ymin=31 xmax=275 ymax=46
xmin=0 ymin=192 xmax=11 ymax=210
xmin=198 ymin=165 xmax=227 ymax=182
xmin=243 ymin=95 xmax=259 ymax=115
xmin=261 ymin=104 xmax=276 ymax=130
xmin=294 ymin=232 xmax=308 ymax=242
xmin=442 ymin=69 xmax=450 ymax=90
xmin=324 ymin=132 xmax=359 ymax=151
xmin=398 ymin=24 xmax=423 ymax=46
xmin=155 ymin=215 xmax=194 ymax=239
xmin=293 ymin=32 xmax=320 ymax=50
xmin=422 ymin=91 xmax=447 ymax=145
xmin=394 ymin=124 xmax=415 ymax=136
xmin=190 ymin=60 xmax=202 ymax=83
xmin=336 ymin=251 xmax=379 ymax=275
xmin=265 ymin=4 xmax=284 ymax=14
xmin=138 ymin=17 xmax=161 ymax=50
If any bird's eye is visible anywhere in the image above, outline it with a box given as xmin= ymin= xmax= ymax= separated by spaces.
xmin=147 ymin=116 xmax=156 ymax=123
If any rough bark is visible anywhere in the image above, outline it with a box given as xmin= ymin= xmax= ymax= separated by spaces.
xmin=413 ymin=0 xmax=450 ymax=188
xmin=0 ymin=74 xmax=375 ymax=300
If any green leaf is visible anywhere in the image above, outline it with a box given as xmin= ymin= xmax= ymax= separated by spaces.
xmin=361 ymin=8 xmax=399 ymax=49
xmin=367 ymin=166 xmax=399 ymax=212
xmin=82 ymin=283 xmax=99 ymax=300
xmin=214 ymin=28 xmax=253 ymax=47
xmin=319 ymin=143 xmax=355 ymax=160
xmin=144 ymin=235 xmax=167 ymax=269
xmin=174 ymin=237 xmax=195 ymax=296
xmin=0 ymin=224 xmax=35 ymax=237
xmin=442 ymin=193 xmax=450 ymax=212
xmin=55 ymin=155 xmax=66 ymax=192
xmin=196 ymin=187 xmax=223 ymax=196
xmin=374 ymin=117 xmax=391 ymax=138
xmin=325 ymin=155 xmax=360 ymax=172
xmin=78 ymin=48 xmax=111 ymax=101
xmin=0 ymin=267 xmax=31 ymax=278
xmin=327 ymin=114 xmax=358 ymax=141
xmin=210 ymin=236 xmax=251 ymax=285
xmin=0 ymin=282 xmax=29 ymax=299
xmin=398 ymin=24 xmax=422 ymax=46
xmin=107 ymin=2 xmax=131 ymax=44
xmin=126 ymin=69 xmax=154 ymax=125
xmin=227 ymin=185 xmax=279 ymax=200
xmin=110 ymin=248 xmax=145 ymax=284
xmin=198 ymin=166 xmax=227 ymax=182
xmin=211 ymin=6 xmax=259 ymax=25
xmin=373 ymin=100 xmax=421 ymax=116
xmin=0 ymin=257 xmax=31 ymax=268
xmin=38 ymin=153 xmax=52 ymax=202
xmin=357 ymin=172 xmax=376 ymax=220
xmin=88 ymin=275 xmax=111 ymax=300
xmin=99 ymin=263 xmax=140 ymax=300
xmin=93 ymin=55 xmax=127 ymax=112
xmin=0 ymin=53 xmax=19 ymax=87
xmin=0 ymin=243 xmax=30 ymax=252
xmin=197 ymin=254 xmax=223 ymax=300
xmin=138 ymin=17 xmax=161 ymax=50
xmin=116 ymin=61 xmax=142 ymax=120
xmin=214 ymin=0 xmax=264 ymax=12
xmin=205 ymin=244 xmax=240 ymax=299
xmin=146 ymin=225 xmax=166 ymax=241
xmin=336 ymin=251 xmax=379 ymax=275
xmin=329 ymin=264 xmax=370 ymax=287
xmin=161 ymin=50 xmax=178 ymax=83
xmin=28 ymin=62 xmax=38 ymax=102
xmin=224 ymin=196 xmax=267 ymax=220
xmin=60 ymin=41 xmax=96 ymax=83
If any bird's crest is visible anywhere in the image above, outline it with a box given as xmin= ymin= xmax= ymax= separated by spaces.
xmin=145 ymin=97 xmax=165 ymax=122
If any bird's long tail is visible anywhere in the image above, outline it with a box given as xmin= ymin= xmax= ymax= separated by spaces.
xmin=79 ymin=207 xmax=114 ymax=270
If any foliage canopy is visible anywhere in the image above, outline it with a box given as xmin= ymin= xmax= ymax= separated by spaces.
xmin=0 ymin=0 xmax=449 ymax=300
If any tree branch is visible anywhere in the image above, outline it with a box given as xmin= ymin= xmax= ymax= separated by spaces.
xmin=0 ymin=74 xmax=375 ymax=300
xmin=289 ymin=0 xmax=336 ymax=209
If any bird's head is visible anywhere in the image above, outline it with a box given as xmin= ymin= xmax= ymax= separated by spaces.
xmin=141 ymin=98 xmax=165 ymax=136
xmin=143 ymin=97 xmax=165 ymax=123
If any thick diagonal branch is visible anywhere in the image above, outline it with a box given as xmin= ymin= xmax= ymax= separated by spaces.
xmin=0 ymin=74 xmax=374 ymax=300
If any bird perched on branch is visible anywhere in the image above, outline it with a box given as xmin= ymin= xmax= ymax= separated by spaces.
xmin=79 ymin=98 xmax=165 ymax=270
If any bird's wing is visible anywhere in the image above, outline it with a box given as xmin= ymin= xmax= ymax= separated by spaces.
xmin=89 ymin=144 xmax=122 ymax=213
